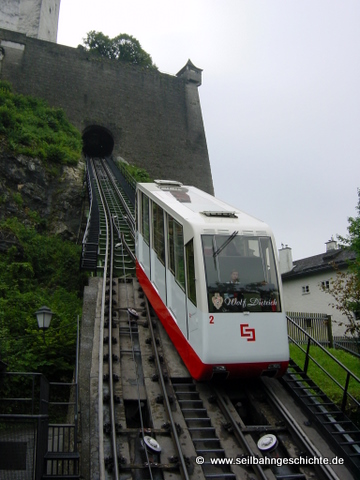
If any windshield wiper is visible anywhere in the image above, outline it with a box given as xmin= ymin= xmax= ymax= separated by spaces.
xmin=213 ymin=230 xmax=238 ymax=258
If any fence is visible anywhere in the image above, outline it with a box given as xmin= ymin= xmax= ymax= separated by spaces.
xmin=287 ymin=311 xmax=360 ymax=357
xmin=334 ymin=336 xmax=360 ymax=357
xmin=287 ymin=311 xmax=333 ymax=347
xmin=0 ymin=373 xmax=49 ymax=480
xmin=0 ymin=317 xmax=80 ymax=479
xmin=0 ymin=372 xmax=79 ymax=479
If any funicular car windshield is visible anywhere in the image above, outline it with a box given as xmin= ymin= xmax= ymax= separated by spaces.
xmin=202 ymin=234 xmax=281 ymax=313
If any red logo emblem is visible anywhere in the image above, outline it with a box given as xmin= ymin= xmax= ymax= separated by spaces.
xmin=240 ymin=323 xmax=256 ymax=342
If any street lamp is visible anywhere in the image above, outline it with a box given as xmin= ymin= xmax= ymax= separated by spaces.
xmin=35 ymin=306 xmax=53 ymax=331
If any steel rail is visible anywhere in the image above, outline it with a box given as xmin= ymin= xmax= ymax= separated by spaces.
xmin=120 ymin=231 xmax=136 ymax=263
xmin=261 ymin=378 xmax=341 ymax=480
xmin=98 ymin=160 xmax=155 ymax=480
xmin=212 ymin=388 xmax=269 ymax=480
xmin=97 ymin=159 xmax=135 ymax=278
xmin=93 ymin=158 xmax=155 ymax=479
xmin=101 ymin=159 xmax=136 ymax=236
xmin=123 ymin=281 xmax=156 ymax=480
xmin=92 ymin=158 xmax=120 ymax=480
xmin=91 ymin=158 xmax=110 ymax=479
xmin=144 ymin=298 xmax=190 ymax=480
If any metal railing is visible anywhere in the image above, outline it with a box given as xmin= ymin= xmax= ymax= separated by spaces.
xmin=287 ymin=315 xmax=360 ymax=415
xmin=0 ymin=317 xmax=80 ymax=478
xmin=81 ymin=158 xmax=100 ymax=271
xmin=44 ymin=318 xmax=80 ymax=477
xmin=0 ymin=372 xmax=49 ymax=479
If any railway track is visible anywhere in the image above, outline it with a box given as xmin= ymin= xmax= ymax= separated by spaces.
xmin=84 ymin=156 xmax=357 ymax=480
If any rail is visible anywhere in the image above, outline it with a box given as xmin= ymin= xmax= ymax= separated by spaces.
xmin=91 ymin=157 xmax=117 ymax=479
xmin=102 ymin=159 xmax=136 ymax=236
xmin=81 ymin=159 xmax=100 ymax=270
xmin=91 ymin=157 xmax=188 ymax=479
xmin=114 ymin=158 xmax=137 ymax=192
xmin=90 ymin=158 xmax=136 ymax=278
xmin=144 ymin=297 xmax=191 ymax=480
xmin=213 ymin=388 xmax=268 ymax=480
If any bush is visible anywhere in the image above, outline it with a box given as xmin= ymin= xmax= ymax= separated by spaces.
xmin=0 ymin=218 xmax=87 ymax=381
xmin=123 ymin=163 xmax=152 ymax=182
xmin=0 ymin=81 xmax=82 ymax=165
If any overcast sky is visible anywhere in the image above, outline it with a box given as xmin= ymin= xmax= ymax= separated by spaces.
xmin=57 ymin=0 xmax=360 ymax=260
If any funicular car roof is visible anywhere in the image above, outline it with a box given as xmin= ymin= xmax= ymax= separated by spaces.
xmin=137 ymin=182 xmax=271 ymax=234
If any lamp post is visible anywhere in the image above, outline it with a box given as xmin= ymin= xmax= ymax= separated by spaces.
xmin=35 ymin=306 xmax=53 ymax=330
xmin=34 ymin=306 xmax=53 ymax=480
xmin=33 ymin=307 xmax=80 ymax=475
xmin=35 ymin=306 xmax=53 ymax=343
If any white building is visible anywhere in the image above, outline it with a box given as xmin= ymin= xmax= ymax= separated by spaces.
xmin=279 ymin=240 xmax=356 ymax=337
xmin=0 ymin=0 xmax=61 ymax=42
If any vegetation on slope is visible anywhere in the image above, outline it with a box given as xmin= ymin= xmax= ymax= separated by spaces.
xmin=0 ymin=80 xmax=82 ymax=165
xmin=0 ymin=82 xmax=86 ymax=384
xmin=116 ymin=158 xmax=153 ymax=183
xmin=0 ymin=218 xmax=87 ymax=382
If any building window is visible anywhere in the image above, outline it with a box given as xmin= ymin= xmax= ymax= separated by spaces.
xmin=321 ymin=280 xmax=330 ymax=290
xmin=302 ymin=285 xmax=310 ymax=294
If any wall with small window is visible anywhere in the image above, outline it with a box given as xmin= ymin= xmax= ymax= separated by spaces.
xmin=281 ymin=271 xmax=348 ymax=336
xmin=302 ymin=285 xmax=310 ymax=294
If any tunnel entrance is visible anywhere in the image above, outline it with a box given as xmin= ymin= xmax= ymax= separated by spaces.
xmin=82 ymin=126 xmax=114 ymax=157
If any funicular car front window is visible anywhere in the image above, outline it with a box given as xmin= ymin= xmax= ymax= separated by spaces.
xmin=202 ymin=235 xmax=281 ymax=313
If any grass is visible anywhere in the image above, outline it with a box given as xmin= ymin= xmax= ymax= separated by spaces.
xmin=289 ymin=344 xmax=360 ymax=414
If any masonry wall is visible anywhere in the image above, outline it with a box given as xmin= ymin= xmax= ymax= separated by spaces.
xmin=0 ymin=29 xmax=214 ymax=194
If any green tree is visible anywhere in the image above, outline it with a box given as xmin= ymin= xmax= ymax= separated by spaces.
xmin=81 ymin=31 xmax=157 ymax=69
xmin=323 ymin=189 xmax=360 ymax=337
xmin=0 ymin=218 xmax=86 ymax=380
xmin=340 ymin=188 xmax=360 ymax=278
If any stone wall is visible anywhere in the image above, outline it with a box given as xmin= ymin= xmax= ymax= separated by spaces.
xmin=0 ymin=149 xmax=85 ymax=240
xmin=0 ymin=28 xmax=214 ymax=194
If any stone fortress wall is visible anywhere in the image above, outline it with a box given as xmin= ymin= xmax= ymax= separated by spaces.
xmin=0 ymin=25 xmax=214 ymax=194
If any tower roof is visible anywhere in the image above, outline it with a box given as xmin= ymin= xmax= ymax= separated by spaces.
xmin=176 ymin=59 xmax=202 ymax=86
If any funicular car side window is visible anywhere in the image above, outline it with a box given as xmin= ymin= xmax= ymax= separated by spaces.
xmin=202 ymin=234 xmax=281 ymax=313
xmin=152 ymin=203 xmax=165 ymax=264
xmin=140 ymin=192 xmax=150 ymax=245
xmin=168 ymin=215 xmax=185 ymax=290
xmin=186 ymin=239 xmax=197 ymax=306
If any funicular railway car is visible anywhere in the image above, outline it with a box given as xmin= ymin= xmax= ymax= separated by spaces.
xmin=135 ymin=180 xmax=289 ymax=380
